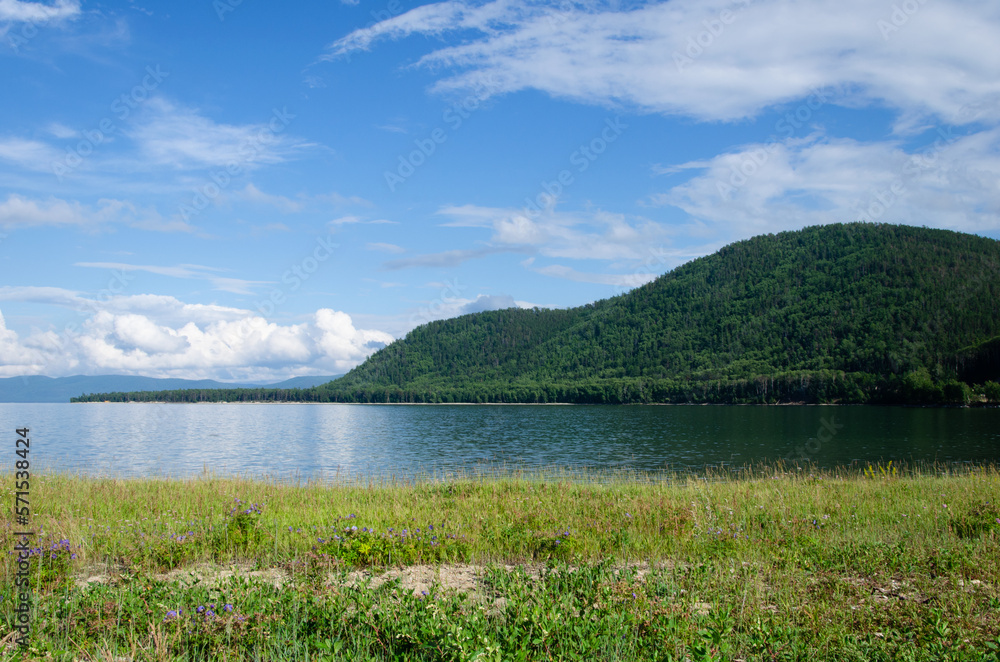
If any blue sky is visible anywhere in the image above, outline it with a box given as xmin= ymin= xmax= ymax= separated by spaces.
xmin=1 ymin=0 xmax=998 ymax=381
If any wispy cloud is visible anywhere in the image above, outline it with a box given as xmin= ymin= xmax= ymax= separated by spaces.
xmin=366 ymin=242 xmax=406 ymax=254
xmin=129 ymin=98 xmax=309 ymax=170
xmin=0 ymin=137 xmax=62 ymax=171
xmin=382 ymin=245 xmax=514 ymax=270
xmin=533 ymin=264 xmax=658 ymax=288
xmin=74 ymin=261 xmax=272 ymax=294
xmin=327 ymin=0 xmax=1000 ymax=126
xmin=236 ymin=183 xmax=304 ymax=213
xmin=329 ymin=215 xmax=397 ymax=227
xmin=0 ymin=194 xmax=155 ymax=229
xmin=0 ymin=0 xmax=80 ymax=23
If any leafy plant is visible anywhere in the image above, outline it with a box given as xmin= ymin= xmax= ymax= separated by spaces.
xmin=212 ymin=498 xmax=268 ymax=556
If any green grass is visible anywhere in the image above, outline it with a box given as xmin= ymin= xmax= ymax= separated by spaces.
xmin=2 ymin=463 xmax=999 ymax=660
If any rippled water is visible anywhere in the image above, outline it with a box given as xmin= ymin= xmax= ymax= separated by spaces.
xmin=4 ymin=403 xmax=998 ymax=479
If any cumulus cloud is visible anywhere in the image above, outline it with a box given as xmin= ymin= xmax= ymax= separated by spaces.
xmin=0 ymin=301 xmax=395 ymax=380
xmin=0 ymin=311 xmax=50 ymax=376
xmin=327 ymin=0 xmax=1000 ymax=126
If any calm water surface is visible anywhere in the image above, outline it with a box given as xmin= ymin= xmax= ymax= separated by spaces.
xmin=3 ymin=403 xmax=998 ymax=479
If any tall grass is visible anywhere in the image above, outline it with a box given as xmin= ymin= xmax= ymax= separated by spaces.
xmin=1 ymin=463 xmax=998 ymax=660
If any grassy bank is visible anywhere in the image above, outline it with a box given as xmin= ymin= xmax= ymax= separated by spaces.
xmin=2 ymin=464 xmax=999 ymax=660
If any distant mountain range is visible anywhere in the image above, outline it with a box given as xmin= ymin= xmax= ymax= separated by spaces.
xmin=0 ymin=375 xmax=342 ymax=403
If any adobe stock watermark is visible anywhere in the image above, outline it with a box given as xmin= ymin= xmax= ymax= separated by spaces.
xmin=52 ymin=65 xmax=169 ymax=181
xmin=408 ymin=278 xmax=466 ymax=329
xmin=715 ymin=87 xmax=829 ymax=201
xmin=519 ymin=117 xmax=628 ymax=219
xmin=384 ymin=74 xmax=503 ymax=192
xmin=213 ymin=0 xmax=246 ymax=21
xmin=254 ymin=234 xmax=338 ymax=317
xmin=783 ymin=415 xmax=843 ymax=465
xmin=877 ymin=0 xmax=932 ymax=41
xmin=673 ymin=0 xmax=754 ymax=72
xmin=177 ymin=107 xmax=295 ymax=222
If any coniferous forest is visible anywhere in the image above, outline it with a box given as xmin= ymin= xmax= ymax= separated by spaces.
xmin=74 ymin=223 xmax=1000 ymax=405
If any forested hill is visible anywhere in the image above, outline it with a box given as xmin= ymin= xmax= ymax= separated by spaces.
xmin=75 ymin=223 xmax=1000 ymax=405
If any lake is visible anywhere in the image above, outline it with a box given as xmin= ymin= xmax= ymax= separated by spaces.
xmin=4 ymin=403 xmax=999 ymax=480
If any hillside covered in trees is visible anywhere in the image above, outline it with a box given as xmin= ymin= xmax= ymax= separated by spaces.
xmin=74 ymin=223 xmax=1000 ymax=405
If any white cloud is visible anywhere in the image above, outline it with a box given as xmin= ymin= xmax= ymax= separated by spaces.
xmin=382 ymin=245 xmax=513 ymax=270
xmin=129 ymin=98 xmax=308 ymax=170
xmin=73 ymin=261 xmax=272 ymax=295
xmin=0 ymin=302 xmax=394 ymax=380
xmin=379 ymin=203 xmax=674 ymax=281
xmin=400 ymin=291 xmax=531 ymax=332
xmin=0 ymin=310 xmax=49 ymax=377
xmin=0 ymin=0 xmax=80 ymax=23
xmin=0 ymin=288 xmax=258 ymax=327
xmin=327 ymin=0 xmax=1000 ymax=125
xmin=657 ymin=128 xmax=1000 ymax=239
xmin=324 ymin=1 xmax=467 ymax=58
xmin=236 ymin=183 xmax=304 ymax=213
xmin=0 ymin=137 xmax=62 ymax=170
xmin=0 ymin=194 xmax=148 ymax=228
xmin=329 ymin=215 xmax=362 ymax=226
xmin=437 ymin=203 xmax=668 ymax=261
xmin=329 ymin=214 xmax=395 ymax=227
xmin=45 ymin=122 xmax=77 ymax=138
xmin=533 ymin=264 xmax=657 ymax=288
xmin=366 ymin=242 xmax=406 ymax=254
xmin=458 ymin=294 xmax=518 ymax=314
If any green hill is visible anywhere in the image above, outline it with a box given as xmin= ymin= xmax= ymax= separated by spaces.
xmin=75 ymin=223 xmax=1000 ymax=405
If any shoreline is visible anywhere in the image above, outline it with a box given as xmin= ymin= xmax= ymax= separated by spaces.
xmin=60 ymin=399 xmax=1000 ymax=408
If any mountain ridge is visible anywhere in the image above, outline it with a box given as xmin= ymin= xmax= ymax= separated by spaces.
xmin=73 ymin=223 xmax=1000 ymax=405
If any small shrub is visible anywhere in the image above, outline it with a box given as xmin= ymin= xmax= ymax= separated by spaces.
xmin=308 ymin=522 xmax=470 ymax=567
xmin=9 ymin=538 xmax=77 ymax=591
xmin=212 ymin=498 xmax=268 ymax=556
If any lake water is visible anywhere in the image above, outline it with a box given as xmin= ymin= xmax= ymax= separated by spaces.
xmin=3 ymin=403 xmax=999 ymax=480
